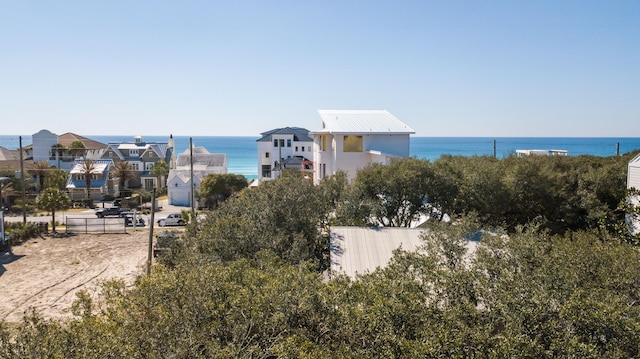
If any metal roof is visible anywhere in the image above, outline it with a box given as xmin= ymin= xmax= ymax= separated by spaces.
xmin=316 ymin=110 xmax=415 ymax=134
xmin=176 ymin=146 xmax=227 ymax=169
xmin=69 ymin=159 xmax=112 ymax=174
xmin=330 ymin=226 xmax=477 ymax=278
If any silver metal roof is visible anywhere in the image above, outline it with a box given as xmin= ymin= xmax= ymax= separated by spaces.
xmin=330 ymin=227 xmax=425 ymax=278
xmin=330 ymin=226 xmax=477 ymax=278
xmin=316 ymin=110 xmax=415 ymax=134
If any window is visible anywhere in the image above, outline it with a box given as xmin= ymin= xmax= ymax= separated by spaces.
xmin=262 ymin=165 xmax=271 ymax=178
xmin=144 ymin=178 xmax=154 ymax=190
xmin=308 ymin=146 xmax=311 ymax=152
xmin=295 ymin=146 xmax=298 ymax=152
xmin=274 ymin=139 xmax=278 ymax=147
xmin=279 ymin=139 xmax=285 ymax=147
xmin=145 ymin=163 xmax=154 ymax=171
xmin=343 ymin=135 xmax=363 ymax=152
xmin=130 ymin=149 xmax=139 ymax=157
xmin=300 ymin=146 xmax=304 ymax=152
xmin=287 ymin=139 xmax=291 ymax=147
xmin=265 ymin=152 xmax=270 ymax=158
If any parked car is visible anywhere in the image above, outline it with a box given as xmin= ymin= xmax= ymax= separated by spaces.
xmin=95 ymin=207 xmax=123 ymax=218
xmin=156 ymin=213 xmax=185 ymax=227
xmin=121 ymin=211 xmax=146 ymax=227
xmin=153 ymin=232 xmax=176 ymax=257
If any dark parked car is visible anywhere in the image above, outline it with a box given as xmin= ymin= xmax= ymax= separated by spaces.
xmin=153 ymin=232 xmax=176 ymax=257
xmin=121 ymin=211 xmax=146 ymax=227
xmin=95 ymin=207 xmax=123 ymax=218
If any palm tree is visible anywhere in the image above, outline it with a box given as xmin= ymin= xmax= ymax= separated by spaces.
xmin=30 ymin=160 xmax=52 ymax=192
xmin=78 ymin=159 xmax=97 ymax=201
xmin=150 ymin=160 xmax=169 ymax=189
xmin=50 ymin=143 xmax=66 ymax=168
xmin=68 ymin=141 xmax=86 ymax=159
xmin=111 ymin=160 xmax=138 ymax=193
xmin=36 ymin=188 xmax=71 ymax=233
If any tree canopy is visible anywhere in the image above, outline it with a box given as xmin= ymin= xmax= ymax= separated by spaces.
xmin=35 ymin=188 xmax=71 ymax=233
xmin=198 ymin=173 xmax=248 ymax=208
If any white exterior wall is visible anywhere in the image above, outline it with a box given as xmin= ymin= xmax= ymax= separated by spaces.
xmin=258 ymin=134 xmax=313 ymax=183
xmin=314 ymin=133 xmax=410 ymax=183
xmin=365 ymin=134 xmax=410 ymax=157
xmin=628 ymin=154 xmax=640 ymax=190
xmin=627 ymin=154 xmax=640 ymax=235
xmin=168 ymin=184 xmax=191 ymax=206
xmin=167 ymin=174 xmax=198 ymax=207
xmin=32 ymin=130 xmax=58 ymax=163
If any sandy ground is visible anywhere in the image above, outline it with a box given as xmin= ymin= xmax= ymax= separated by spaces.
xmin=0 ymin=231 xmax=150 ymax=322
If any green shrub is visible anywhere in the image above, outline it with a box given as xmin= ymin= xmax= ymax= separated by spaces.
xmin=3 ymin=222 xmax=45 ymax=245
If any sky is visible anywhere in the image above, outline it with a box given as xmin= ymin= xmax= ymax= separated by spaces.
xmin=1 ymin=1 xmax=638 ymax=137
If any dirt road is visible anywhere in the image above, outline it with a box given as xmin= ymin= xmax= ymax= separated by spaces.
xmin=0 ymin=231 xmax=149 ymax=322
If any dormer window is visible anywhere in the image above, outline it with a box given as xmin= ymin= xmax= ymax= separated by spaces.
xmin=130 ymin=149 xmax=139 ymax=157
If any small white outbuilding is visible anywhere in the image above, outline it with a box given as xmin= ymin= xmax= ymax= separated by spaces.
xmin=167 ymin=146 xmax=227 ymax=207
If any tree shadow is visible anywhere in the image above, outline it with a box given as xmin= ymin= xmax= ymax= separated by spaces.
xmin=0 ymin=247 xmax=25 ymax=277
xmin=329 ymin=233 xmax=345 ymax=268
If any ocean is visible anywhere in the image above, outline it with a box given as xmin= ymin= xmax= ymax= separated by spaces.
xmin=2 ymin=135 xmax=640 ymax=181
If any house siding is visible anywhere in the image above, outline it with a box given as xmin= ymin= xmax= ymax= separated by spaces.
xmin=629 ymin=156 xmax=640 ymax=190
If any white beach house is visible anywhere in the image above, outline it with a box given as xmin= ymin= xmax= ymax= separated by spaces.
xmin=167 ymin=145 xmax=228 ymax=207
xmin=256 ymin=127 xmax=313 ymax=184
xmin=311 ymin=110 xmax=415 ymax=184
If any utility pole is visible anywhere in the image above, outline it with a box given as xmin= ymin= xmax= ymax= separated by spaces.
xmin=493 ymin=139 xmax=497 ymax=158
xmin=190 ymin=137 xmax=195 ymax=219
xmin=146 ymin=188 xmax=156 ymax=276
xmin=19 ymin=136 xmax=26 ymax=224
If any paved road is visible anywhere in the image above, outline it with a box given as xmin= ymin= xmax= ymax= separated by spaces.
xmin=3 ymin=198 xmax=189 ymax=225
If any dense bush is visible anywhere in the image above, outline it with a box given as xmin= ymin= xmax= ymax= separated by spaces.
xmin=3 ymin=222 xmax=46 ymax=245
xmin=338 ymin=152 xmax=637 ymax=235
xmin=1 ymin=224 xmax=639 ymax=358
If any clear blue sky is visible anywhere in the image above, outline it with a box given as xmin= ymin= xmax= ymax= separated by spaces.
xmin=1 ymin=1 xmax=638 ymax=137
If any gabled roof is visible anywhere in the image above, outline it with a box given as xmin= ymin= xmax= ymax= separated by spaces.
xmin=167 ymin=170 xmax=209 ymax=185
xmin=0 ymin=146 xmax=32 ymax=171
xmin=176 ymin=146 xmax=227 ymax=170
xmin=106 ymin=140 xmax=171 ymax=162
xmin=257 ymin=127 xmax=313 ymax=142
xmin=315 ymin=110 xmax=415 ymax=135
xmin=67 ymin=160 xmax=113 ymax=189
xmin=57 ymin=133 xmax=107 ymax=150
xmin=0 ymin=147 xmax=19 ymax=161
xmin=69 ymin=159 xmax=112 ymax=174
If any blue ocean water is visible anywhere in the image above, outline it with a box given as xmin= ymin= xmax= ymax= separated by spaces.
xmin=2 ymin=135 xmax=640 ymax=180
